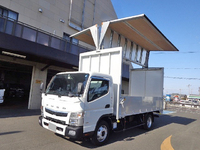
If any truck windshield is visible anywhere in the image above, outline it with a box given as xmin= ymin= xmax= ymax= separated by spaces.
xmin=46 ymin=73 xmax=89 ymax=97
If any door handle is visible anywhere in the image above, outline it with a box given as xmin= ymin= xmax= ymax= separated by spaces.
xmin=105 ymin=104 xmax=110 ymax=108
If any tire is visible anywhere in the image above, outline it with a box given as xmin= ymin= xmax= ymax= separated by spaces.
xmin=143 ymin=114 xmax=153 ymax=130
xmin=91 ymin=120 xmax=110 ymax=146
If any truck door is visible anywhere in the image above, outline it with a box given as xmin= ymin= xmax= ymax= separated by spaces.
xmin=121 ymin=68 xmax=164 ymax=116
xmin=129 ymin=68 xmax=164 ymax=98
xmin=83 ymin=76 xmax=113 ymax=133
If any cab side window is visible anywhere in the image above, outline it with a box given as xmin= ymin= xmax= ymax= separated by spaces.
xmin=88 ymin=78 xmax=109 ymax=102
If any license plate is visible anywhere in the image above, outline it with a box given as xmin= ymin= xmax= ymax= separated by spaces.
xmin=49 ymin=122 xmax=56 ymax=132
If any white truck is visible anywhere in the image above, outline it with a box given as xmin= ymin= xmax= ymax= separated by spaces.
xmin=39 ymin=47 xmax=163 ymax=145
xmin=39 ymin=14 xmax=178 ymax=145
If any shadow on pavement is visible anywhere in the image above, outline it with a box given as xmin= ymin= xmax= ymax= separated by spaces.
xmin=0 ymin=105 xmax=40 ymax=118
xmin=56 ymin=113 xmax=196 ymax=148
xmin=0 ymin=97 xmax=40 ymax=118
xmin=0 ymin=131 xmax=23 ymax=136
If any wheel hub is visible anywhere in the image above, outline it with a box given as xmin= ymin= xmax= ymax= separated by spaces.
xmin=147 ymin=117 xmax=152 ymax=128
xmin=97 ymin=125 xmax=108 ymax=142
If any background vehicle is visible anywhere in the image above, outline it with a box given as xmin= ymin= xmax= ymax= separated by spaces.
xmin=0 ymin=80 xmax=5 ymax=104
xmin=0 ymin=89 xmax=5 ymax=104
xmin=0 ymin=83 xmax=26 ymax=105
xmin=4 ymin=84 xmax=25 ymax=98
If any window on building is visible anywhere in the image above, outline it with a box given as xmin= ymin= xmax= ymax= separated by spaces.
xmin=69 ymin=0 xmax=95 ymax=30
xmin=87 ymin=77 xmax=109 ymax=102
xmin=63 ymin=33 xmax=79 ymax=45
xmin=0 ymin=6 xmax=18 ymax=21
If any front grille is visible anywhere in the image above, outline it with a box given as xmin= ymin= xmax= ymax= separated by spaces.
xmin=46 ymin=116 xmax=66 ymax=125
xmin=45 ymin=108 xmax=68 ymax=117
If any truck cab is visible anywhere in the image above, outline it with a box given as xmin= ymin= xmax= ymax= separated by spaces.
xmin=39 ymin=72 xmax=114 ymax=143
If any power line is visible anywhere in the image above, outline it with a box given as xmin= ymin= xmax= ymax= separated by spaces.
xmin=165 ymin=76 xmax=200 ymax=80
xmin=165 ymin=68 xmax=200 ymax=70
xmin=152 ymin=51 xmax=200 ymax=54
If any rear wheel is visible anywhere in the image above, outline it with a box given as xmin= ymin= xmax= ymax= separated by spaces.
xmin=143 ymin=114 xmax=153 ymax=130
xmin=91 ymin=120 xmax=110 ymax=146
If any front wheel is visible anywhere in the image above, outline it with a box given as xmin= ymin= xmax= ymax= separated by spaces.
xmin=91 ymin=120 xmax=110 ymax=146
xmin=143 ymin=114 xmax=153 ymax=130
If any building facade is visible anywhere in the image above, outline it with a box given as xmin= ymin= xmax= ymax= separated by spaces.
xmin=0 ymin=0 xmax=117 ymax=109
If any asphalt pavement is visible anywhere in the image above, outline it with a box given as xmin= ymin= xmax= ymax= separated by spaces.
xmin=0 ymin=105 xmax=200 ymax=150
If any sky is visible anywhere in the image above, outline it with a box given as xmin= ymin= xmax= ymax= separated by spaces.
xmin=111 ymin=0 xmax=200 ymax=95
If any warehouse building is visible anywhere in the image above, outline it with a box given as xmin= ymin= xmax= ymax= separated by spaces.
xmin=0 ymin=0 xmax=117 ymax=109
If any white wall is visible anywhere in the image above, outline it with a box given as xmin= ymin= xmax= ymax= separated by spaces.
xmin=28 ymin=63 xmax=47 ymax=109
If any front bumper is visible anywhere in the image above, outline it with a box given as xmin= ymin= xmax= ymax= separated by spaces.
xmin=39 ymin=116 xmax=83 ymax=140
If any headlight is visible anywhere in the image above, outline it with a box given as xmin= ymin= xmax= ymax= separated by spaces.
xmin=69 ymin=112 xmax=84 ymax=126
xmin=70 ymin=112 xmax=84 ymax=119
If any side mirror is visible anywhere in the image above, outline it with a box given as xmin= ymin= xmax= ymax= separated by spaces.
xmin=77 ymin=82 xmax=83 ymax=94
xmin=40 ymin=82 xmax=44 ymax=92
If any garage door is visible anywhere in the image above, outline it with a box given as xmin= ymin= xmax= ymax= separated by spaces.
xmin=0 ymin=61 xmax=32 ymax=108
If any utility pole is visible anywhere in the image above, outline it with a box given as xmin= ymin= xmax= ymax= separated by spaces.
xmin=199 ymin=87 xmax=200 ymax=95
xmin=188 ymin=84 xmax=191 ymax=95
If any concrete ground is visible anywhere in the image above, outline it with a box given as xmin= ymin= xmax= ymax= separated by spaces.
xmin=0 ymin=104 xmax=200 ymax=150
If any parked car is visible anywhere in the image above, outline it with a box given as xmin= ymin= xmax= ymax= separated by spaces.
xmin=0 ymin=89 xmax=5 ymax=104
xmin=192 ymin=99 xmax=199 ymax=105
xmin=173 ymin=97 xmax=180 ymax=102
xmin=180 ymin=100 xmax=186 ymax=104
xmin=4 ymin=84 xmax=25 ymax=98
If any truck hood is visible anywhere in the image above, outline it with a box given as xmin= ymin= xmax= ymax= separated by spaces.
xmin=41 ymin=93 xmax=84 ymax=113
